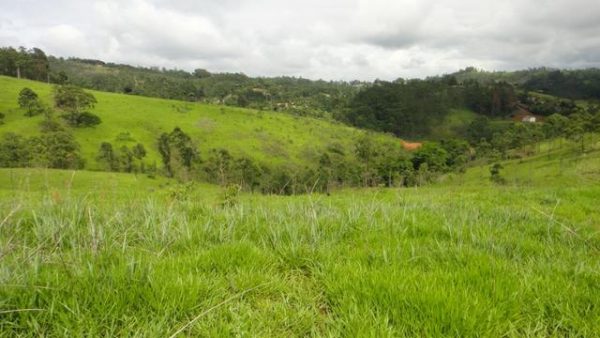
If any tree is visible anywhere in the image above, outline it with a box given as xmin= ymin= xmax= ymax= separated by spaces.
xmin=489 ymin=163 xmax=506 ymax=184
xmin=346 ymin=79 xmax=448 ymax=137
xmin=132 ymin=143 xmax=147 ymax=159
xmin=39 ymin=115 xmax=65 ymax=133
xmin=63 ymin=111 xmax=102 ymax=127
xmin=14 ymin=47 xmax=29 ymax=79
xmin=543 ymin=113 xmax=568 ymax=139
xmin=475 ymin=138 xmax=493 ymax=158
xmin=565 ymin=113 xmax=590 ymax=152
xmin=354 ymin=134 xmax=379 ymax=186
xmin=29 ymin=131 xmax=84 ymax=169
xmin=193 ymin=68 xmax=211 ymax=78
xmin=28 ymin=48 xmax=49 ymax=82
xmin=158 ymin=133 xmax=171 ymax=171
xmin=54 ymin=85 xmax=101 ymax=127
xmin=466 ymin=116 xmax=493 ymax=143
xmin=18 ymin=88 xmax=44 ymax=117
xmin=203 ymin=148 xmax=233 ymax=185
xmin=411 ymin=142 xmax=449 ymax=172
xmin=374 ymin=142 xmax=413 ymax=187
xmin=96 ymin=142 xmax=119 ymax=171
xmin=0 ymin=47 xmax=49 ymax=81
xmin=440 ymin=138 xmax=471 ymax=171
xmin=0 ymin=47 xmax=19 ymax=77
xmin=491 ymin=131 xmax=512 ymax=158
xmin=0 ymin=133 xmax=30 ymax=167
xmin=157 ymin=127 xmax=198 ymax=179
xmin=232 ymin=157 xmax=262 ymax=191
xmin=54 ymin=85 xmax=97 ymax=111
xmin=119 ymin=146 xmax=134 ymax=172
xmin=53 ymin=71 xmax=69 ymax=84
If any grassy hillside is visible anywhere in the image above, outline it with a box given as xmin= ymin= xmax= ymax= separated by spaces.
xmin=457 ymin=139 xmax=600 ymax=186
xmin=429 ymin=108 xmax=478 ymax=139
xmin=0 ymin=75 xmax=392 ymax=169
xmin=1 ymin=142 xmax=599 ymax=336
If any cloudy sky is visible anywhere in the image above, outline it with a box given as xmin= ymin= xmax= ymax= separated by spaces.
xmin=1 ymin=0 xmax=599 ymax=80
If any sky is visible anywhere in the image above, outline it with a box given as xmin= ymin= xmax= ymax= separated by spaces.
xmin=1 ymin=0 xmax=600 ymax=81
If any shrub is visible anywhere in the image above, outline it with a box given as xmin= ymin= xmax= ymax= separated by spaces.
xmin=61 ymin=111 xmax=102 ymax=127
xmin=490 ymin=163 xmax=506 ymax=184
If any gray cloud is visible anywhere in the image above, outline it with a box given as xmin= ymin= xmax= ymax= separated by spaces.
xmin=0 ymin=0 xmax=599 ymax=80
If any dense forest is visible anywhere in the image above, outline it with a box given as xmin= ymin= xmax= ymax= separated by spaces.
xmin=343 ymin=78 xmax=518 ymax=137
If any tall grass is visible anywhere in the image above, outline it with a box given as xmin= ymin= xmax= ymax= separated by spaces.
xmin=1 ymin=178 xmax=599 ymax=336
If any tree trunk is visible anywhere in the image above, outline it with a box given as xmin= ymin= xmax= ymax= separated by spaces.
xmin=16 ymin=66 xmax=21 ymax=79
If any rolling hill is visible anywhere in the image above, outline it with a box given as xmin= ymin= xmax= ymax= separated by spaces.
xmin=0 ymin=75 xmax=397 ymax=171
xmin=1 ymin=136 xmax=599 ymax=336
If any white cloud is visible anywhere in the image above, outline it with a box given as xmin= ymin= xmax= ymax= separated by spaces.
xmin=0 ymin=0 xmax=599 ymax=80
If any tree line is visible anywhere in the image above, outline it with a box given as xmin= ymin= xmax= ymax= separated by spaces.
xmin=523 ymin=69 xmax=600 ymax=100
xmin=146 ymin=126 xmax=473 ymax=194
xmin=0 ymin=47 xmax=49 ymax=82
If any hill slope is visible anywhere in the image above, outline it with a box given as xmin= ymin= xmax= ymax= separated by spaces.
xmin=0 ymin=140 xmax=599 ymax=336
xmin=0 ymin=76 xmax=395 ymax=170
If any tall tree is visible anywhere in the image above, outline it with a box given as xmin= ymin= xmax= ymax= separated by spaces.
xmin=18 ymin=88 xmax=44 ymax=117
xmin=0 ymin=133 xmax=30 ymax=167
xmin=53 ymin=85 xmax=100 ymax=127
xmin=96 ymin=142 xmax=119 ymax=171
xmin=25 ymin=48 xmax=50 ymax=82
xmin=157 ymin=127 xmax=198 ymax=179
xmin=565 ymin=113 xmax=588 ymax=152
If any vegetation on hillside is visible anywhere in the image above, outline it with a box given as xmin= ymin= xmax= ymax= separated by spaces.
xmin=0 ymin=46 xmax=49 ymax=82
xmin=1 ymin=45 xmax=600 ymax=337
xmin=3 ymin=46 xmax=600 ymax=140
xmin=47 ymin=56 xmax=360 ymax=119
xmin=2 ymin=46 xmax=600 ymax=194
xmin=1 ymin=139 xmax=599 ymax=335
xmin=2 ymin=70 xmax=600 ymax=194
xmin=342 ymin=78 xmax=517 ymax=137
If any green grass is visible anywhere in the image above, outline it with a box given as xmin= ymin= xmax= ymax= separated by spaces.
xmin=1 ymin=141 xmax=599 ymax=336
xmin=528 ymin=91 xmax=593 ymax=110
xmin=430 ymin=108 xmax=478 ymax=139
xmin=0 ymin=75 xmax=395 ymax=169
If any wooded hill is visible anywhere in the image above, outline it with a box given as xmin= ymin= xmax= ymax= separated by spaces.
xmin=2 ymin=47 xmax=600 ymax=195
xmin=2 ymin=46 xmax=600 ymax=139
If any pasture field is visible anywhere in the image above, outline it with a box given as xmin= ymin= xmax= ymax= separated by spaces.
xmin=0 ymin=75 xmax=396 ymax=169
xmin=1 ymin=143 xmax=599 ymax=336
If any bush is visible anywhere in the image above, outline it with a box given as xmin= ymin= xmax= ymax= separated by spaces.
xmin=18 ymin=87 xmax=44 ymax=117
xmin=219 ymin=184 xmax=242 ymax=207
xmin=61 ymin=111 xmax=102 ymax=127
xmin=490 ymin=163 xmax=506 ymax=184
